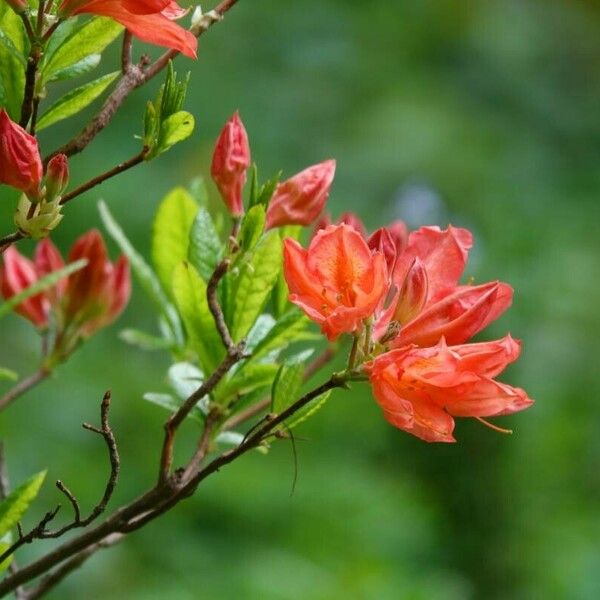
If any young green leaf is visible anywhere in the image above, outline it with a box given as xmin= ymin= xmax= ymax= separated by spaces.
xmin=168 ymin=362 xmax=204 ymax=401
xmin=119 ymin=329 xmax=174 ymax=352
xmin=285 ymin=390 xmax=332 ymax=430
xmin=152 ymin=187 xmax=198 ymax=293
xmin=171 ymin=262 xmax=224 ymax=374
xmin=36 ymin=72 xmax=119 ymax=131
xmin=42 ymin=54 xmax=101 ymax=82
xmin=251 ymin=309 xmax=314 ymax=361
xmin=238 ymin=205 xmax=266 ymax=254
xmin=143 ymin=392 xmax=204 ymax=423
xmin=230 ymin=231 xmax=283 ymax=342
xmin=99 ymin=201 xmax=184 ymax=346
xmin=0 ymin=8 xmax=26 ymax=119
xmin=0 ymin=367 xmax=17 ymax=382
xmin=271 ymin=361 xmax=304 ymax=413
xmin=42 ymin=17 xmax=122 ymax=82
xmin=188 ymin=207 xmax=222 ymax=282
xmin=0 ymin=259 xmax=87 ymax=321
xmin=0 ymin=471 xmax=47 ymax=538
xmin=214 ymin=363 xmax=279 ymax=405
xmin=154 ymin=111 xmax=195 ymax=157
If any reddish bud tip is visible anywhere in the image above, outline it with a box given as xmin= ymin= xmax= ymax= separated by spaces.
xmin=45 ymin=154 xmax=69 ymax=200
xmin=210 ymin=111 xmax=251 ymax=217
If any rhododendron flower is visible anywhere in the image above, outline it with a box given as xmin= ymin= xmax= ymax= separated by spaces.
xmin=0 ymin=232 xmax=130 ymax=341
xmin=365 ymin=336 xmax=533 ymax=442
xmin=283 ymin=223 xmax=389 ymax=340
xmin=211 ymin=112 xmax=251 ymax=217
xmin=59 ymin=0 xmax=197 ymax=58
xmin=0 ymin=109 xmax=43 ymax=198
xmin=376 ymin=226 xmax=513 ymax=348
xmin=265 ymin=159 xmax=336 ymax=229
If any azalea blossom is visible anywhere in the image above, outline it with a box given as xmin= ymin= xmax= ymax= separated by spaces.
xmin=283 ymin=223 xmax=388 ymax=340
xmin=375 ymin=226 xmax=513 ymax=348
xmin=59 ymin=0 xmax=198 ymax=58
xmin=365 ymin=336 xmax=533 ymax=442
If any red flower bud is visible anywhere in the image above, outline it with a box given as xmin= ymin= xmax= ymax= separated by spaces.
xmin=0 ymin=247 xmax=49 ymax=328
xmin=34 ymin=238 xmax=66 ymax=303
xmin=63 ymin=230 xmax=131 ymax=337
xmin=210 ymin=112 xmax=251 ymax=217
xmin=0 ymin=109 xmax=43 ymax=198
xmin=368 ymin=227 xmax=397 ymax=275
xmin=339 ymin=212 xmax=366 ymax=238
xmin=393 ymin=258 xmax=428 ymax=324
xmin=45 ymin=154 xmax=69 ymax=200
xmin=265 ymin=159 xmax=336 ymax=230
xmin=4 ymin=0 xmax=28 ymax=13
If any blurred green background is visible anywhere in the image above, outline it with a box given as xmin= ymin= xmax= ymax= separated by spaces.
xmin=2 ymin=0 xmax=600 ymax=598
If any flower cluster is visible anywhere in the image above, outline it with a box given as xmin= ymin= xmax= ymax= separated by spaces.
xmin=0 ymin=230 xmax=130 ymax=360
xmin=208 ymin=112 xmax=533 ymax=442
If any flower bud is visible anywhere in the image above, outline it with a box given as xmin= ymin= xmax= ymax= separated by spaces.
xmin=210 ymin=112 xmax=251 ymax=217
xmin=45 ymin=154 xmax=69 ymax=201
xmin=14 ymin=195 xmax=64 ymax=240
xmin=265 ymin=159 xmax=336 ymax=230
xmin=368 ymin=227 xmax=397 ymax=275
xmin=0 ymin=247 xmax=49 ymax=328
xmin=339 ymin=212 xmax=366 ymax=237
xmin=34 ymin=238 xmax=66 ymax=303
xmin=4 ymin=0 xmax=28 ymax=14
xmin=0 ymin=110 xmax=43 ymax=199
xmin=393 ymin=258 xmax=428 ymax=324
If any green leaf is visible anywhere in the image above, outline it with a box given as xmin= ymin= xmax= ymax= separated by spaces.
xmin=271 ymin=361 xmax=304 ymax=413
xmin=37 ymin=71 xmax=119 ymax=131
xmin=252 ymin=309 xmax=314 ymax=361
xmin=188 ymin=207 xmax=222 ymax=282
xmin=0 ymin=8 xmax=26 ymax=119
xmin=188 ymin=177 xmax=209 ymax=206
xmin=42 ymin=54 xmax=101 ymax=82
xmin=143 ymin=392 xmax=204 ymax=423
xmin=119 ymin=329 xmax=174 ymax=352
xmin=42 ymin=17 xmax=123 ymax=82
xmin=99 ymin=201 xmax=184 ymax=346
xmin=151 ymin=110 xmax=195 ymax=158
xmin=171 ymin=262 xmax=224 ymax=374
xmin=152 ymin=187 xmax=198 ymax=293
xmin=0 ymin=541 xmax=12 ymax=573
xmin=285 ymin=390 xmax=332 ymax=429
xmin=0 ymin=28 xmax=25 ymax=66
xmin=215 ymin=363 xmax=279 ymax=405
xmin=168 ymin=362 xmax=204 ymax=401
xmin=0 ymin=259 xmax=87 ymax=321
xmin=0 ymin=367 xmax=18 ymax=381
xmin=230 ymin=231 xmax=283 ymax=342
xmin=0 ymin=471 xmax=46 ymax=538
xmin=238 ymin=205 xmax=266 ymax=254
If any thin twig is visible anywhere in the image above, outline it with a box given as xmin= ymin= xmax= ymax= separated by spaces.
xmin=47 ymin=0 xmax=241 ymax=161
xmin=21 ymin=533 xmax=124 ymax=600
xmin=0 ymin=368 xmax=51 ymax=413
xmin=0 ymin=231 xmax=24 ymax=254
xmin=121 ymin=31 xmax=133 ymax=74
xmin=59 ymin=149 xmax=148 ymax=205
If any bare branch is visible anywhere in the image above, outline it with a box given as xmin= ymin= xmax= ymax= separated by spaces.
xmin=0 ymin=368 xmax=51 ymax=413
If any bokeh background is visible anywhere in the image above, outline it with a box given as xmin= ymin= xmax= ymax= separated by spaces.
xmin=2 ymin=1 xmax=600 ymax=598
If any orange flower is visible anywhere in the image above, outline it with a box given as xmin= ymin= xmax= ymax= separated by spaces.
xmin=265 ymin=159 xmax=336 ymax=230
xmin=0 ymin=109 xmax=43 ymax=198
xmin=59 ymin=0 xmax=197 ymax=58
xmin=283 ymin=223 xmax=389 ymax=340
xmin=376 ymin=226 xmax=513 ymax=347
xmin=365 ymin=336 xmax=533 ymax=442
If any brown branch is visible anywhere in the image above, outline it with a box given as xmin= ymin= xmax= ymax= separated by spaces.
xmin=0 ymin=368 xmax=51 ymax=413
xmin=0 ymin=392 xmax=119 ymax=565
xmin=59 ymin=149 xmax=148 ymax=206
xmin=0 ymin=231 xmax=25 ymax=254
xmin=121 ymin=31 xmax=133 ymax=74
xmin=20 ymin=533 xmax=124 ymax=600
xmin=47 ymin=0 xmax=242 ymax=162
xmin=20 ymin=43 xmax=42 ymax=128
